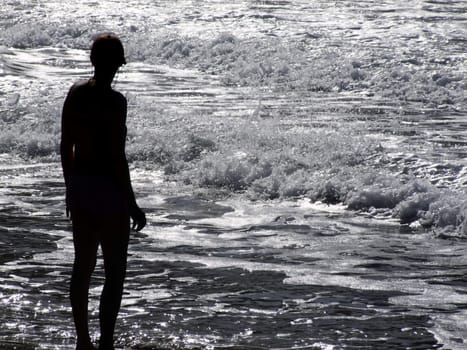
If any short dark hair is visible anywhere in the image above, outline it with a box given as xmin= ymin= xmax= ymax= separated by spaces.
xmin=90 ymin=34 xmax=126 ymax=67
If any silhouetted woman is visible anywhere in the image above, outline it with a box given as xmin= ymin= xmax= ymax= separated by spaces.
xmin=61 ymin=34 xmax=146 ymax=350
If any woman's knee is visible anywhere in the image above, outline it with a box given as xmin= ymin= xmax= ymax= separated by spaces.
xmin=72 ymin=255 xmax=97 ymax=278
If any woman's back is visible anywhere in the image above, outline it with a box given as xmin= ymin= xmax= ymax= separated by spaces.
xmin=66 ymin=79 xmax=127 ymax=177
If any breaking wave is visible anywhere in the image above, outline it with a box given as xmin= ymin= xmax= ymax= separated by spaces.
xmin=0 ymin=2 xmax=465 ymax=236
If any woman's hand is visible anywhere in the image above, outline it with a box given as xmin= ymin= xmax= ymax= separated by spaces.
xmin=65 ymin=186 xmax=72 ymax=219
xmin=130 ymin=205 xmax=146 ymax=231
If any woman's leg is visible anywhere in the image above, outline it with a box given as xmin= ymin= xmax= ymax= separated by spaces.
xmin=98 ymin=213 xmax=130 ymax=350
xmin=71 ymin=210 xmax=99 ymax=349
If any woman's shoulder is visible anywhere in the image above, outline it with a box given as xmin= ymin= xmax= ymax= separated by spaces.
xmin=66 ymin=79 xmax=91 ymax=99
xmin=111 ymin=89 xmax=127 ymax=103
xmin=71 ymin=79 xmax=91 ymax=91
xmin=109 ymin=89 xmax=127 ymax=110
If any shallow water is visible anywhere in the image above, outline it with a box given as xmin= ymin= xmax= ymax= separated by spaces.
xmin=2 ymin=164 xmax=467 ymax=349
xmin=1 ymin=0 xmax=467 ymax=349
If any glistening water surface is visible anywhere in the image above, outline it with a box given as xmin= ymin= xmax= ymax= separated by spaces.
xmin=0 ymin=0 xmax=466 ymax=349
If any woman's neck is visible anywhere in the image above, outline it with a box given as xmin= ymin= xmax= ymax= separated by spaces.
xmin=90 ymin=77 xmax=112 ymax=90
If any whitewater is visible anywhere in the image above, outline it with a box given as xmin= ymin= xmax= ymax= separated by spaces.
xmin=0 ymin=0 xmax=466 ymax=349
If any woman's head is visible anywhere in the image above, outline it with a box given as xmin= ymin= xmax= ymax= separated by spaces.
xmin=90 ymin=34 xmax=126 ymax=86
xmin=90 ymin=34 xmax=126 ymax=68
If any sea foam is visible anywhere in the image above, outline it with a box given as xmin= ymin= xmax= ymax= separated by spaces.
xmin=0 ymin=6 xmax=465 ymax=236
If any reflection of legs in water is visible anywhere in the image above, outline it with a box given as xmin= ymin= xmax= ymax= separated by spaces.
xmin=70 ymin=210 xmax=129 ymax=350
xmin=99 ymin=215 xmax=130 ymax=350
xmin=71 ymin=211 xmax=99 ymax=350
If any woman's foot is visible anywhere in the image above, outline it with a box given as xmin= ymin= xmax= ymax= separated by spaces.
xmin=76 ymin=341 xmax=96 ymax=350
xmin=98 ymin=345 xmax=114 ymax=350
xmin=98 ymin=341 xmax=115 ymax=350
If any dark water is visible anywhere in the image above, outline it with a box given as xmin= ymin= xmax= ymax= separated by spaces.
xmin=1 ymin=164 xmax=467 ymax=349
xmin=0 ymin=0 xmax=466 ymax=349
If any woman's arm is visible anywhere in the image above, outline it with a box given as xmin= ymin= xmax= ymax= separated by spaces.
xmin=60 ymin=86 xmax=77 ymax=217
xmin=113 ymin=94 xmax=146 ymax=231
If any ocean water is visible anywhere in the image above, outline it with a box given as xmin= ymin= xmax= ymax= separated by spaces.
xmin=0 ymin=0 xmax=466 ymax=349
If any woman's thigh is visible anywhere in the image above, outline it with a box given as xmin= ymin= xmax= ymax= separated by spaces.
xmin=100 ymin=213 xmax=130 ymax=275
xmin=71 ymin=210 xmax=100 ymax=271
